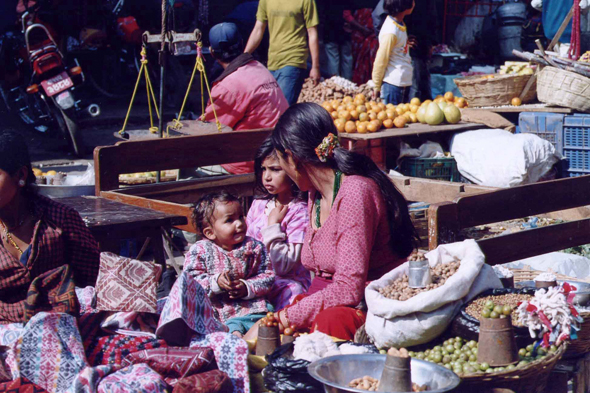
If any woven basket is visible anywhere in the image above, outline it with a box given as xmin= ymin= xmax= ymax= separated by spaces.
xmin=455 ymin=344 xmax=566 ymax=393
xmin=537 ymin=66 xmax=590 ymax=112
xmin=454 ymin=73 xmax=536 ymax=107
xmin=510 ymin=265 xmax=590 ymax=356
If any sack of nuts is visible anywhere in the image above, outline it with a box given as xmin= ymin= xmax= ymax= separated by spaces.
xmin=365 ymin=239 xmax=502 ymax=349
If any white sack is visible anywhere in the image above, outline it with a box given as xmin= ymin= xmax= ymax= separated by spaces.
xmin=501 ymin=252 xmax=590 ymax=280
xmin=450 ymin=129 xmax=561 ymax=188
xmin=365 ymin=240 xmax=501 ymax=349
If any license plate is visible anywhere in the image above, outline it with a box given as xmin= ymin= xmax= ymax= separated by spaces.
xmin=41 ymin=72 xmax=73 ymax=97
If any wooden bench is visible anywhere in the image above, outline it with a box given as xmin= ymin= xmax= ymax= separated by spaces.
xmin=427 ymin=175 xmax=590 ymax=265
xmin=94 ymin=129 xmax=499 ymax=235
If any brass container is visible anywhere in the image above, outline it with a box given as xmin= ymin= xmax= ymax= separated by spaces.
xmin=477 ymin=316 xmax=519 ymax=367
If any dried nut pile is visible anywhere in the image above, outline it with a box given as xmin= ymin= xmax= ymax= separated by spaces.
xmin=408 ymin=250 xmax=427 ymax=261
xmin=348 ymin=377 xmax=427 ymax=392
xmin=378 ymin=261 xmax=460 ymax=301
xmin=297 ymin=76 xmax=373 ymax=104
xmin=465 ymin=294 xmax=533 ymax=327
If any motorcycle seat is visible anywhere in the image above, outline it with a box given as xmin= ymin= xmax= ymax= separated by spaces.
xmin=30 ymin=43 xmax=58 ymax=62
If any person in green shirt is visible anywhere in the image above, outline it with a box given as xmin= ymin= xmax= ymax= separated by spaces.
xmin=244 ymin=0 xmax=321 ymax=105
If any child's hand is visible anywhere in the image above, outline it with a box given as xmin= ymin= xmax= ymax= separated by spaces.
xmin=408 ymin=36 xmax=418 ymax=49
xmin=268 ymin=204 xmax=289 ymax=226
xmin=228 ymin=280 xmax=248 ymax=299
xmin=217 ymin=272 xmax=233 ymax=292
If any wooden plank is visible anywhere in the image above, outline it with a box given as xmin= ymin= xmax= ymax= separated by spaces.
xmin=94 ymin=128 xmax=272 ymax=193
xmin=454 ymin=175 xmax=590 ymax=229
xmin=427 ymin=201 xmax=460 ymax=249
xmin=477 ymin=218 xmax=590 ymax=265
xmin=338 ymin=122 xmax=481 ymax=141
xmin=390 ymin=176 xmax=496 ymax=204
xmin=100 ymin=191 xmax=196 ymax=232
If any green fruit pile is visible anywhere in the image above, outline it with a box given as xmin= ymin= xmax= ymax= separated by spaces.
xmin=400 ymin=337 xmax=557 ymax=376
xmin=481 ymin=300 xmax=513 ymax=319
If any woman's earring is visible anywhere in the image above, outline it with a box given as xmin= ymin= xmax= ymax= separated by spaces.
xmin=18 ymin=180 xmax=25 ymax=187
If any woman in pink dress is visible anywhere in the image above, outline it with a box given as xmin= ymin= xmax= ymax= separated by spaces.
xmin=246 ymin=102 xmax=419 ymax=341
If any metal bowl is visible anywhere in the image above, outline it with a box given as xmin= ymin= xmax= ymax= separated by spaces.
xmin=515 ymin=280 xmax=590 ymax=307
xmin=308 ymin=354 xmax=460 ymax=393
xmin=36 ymin=184 xmax=95 ymax=198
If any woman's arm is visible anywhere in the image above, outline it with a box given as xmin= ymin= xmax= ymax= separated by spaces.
xmin=307 ymin=26 xmax=321 ymax=84
xmin=245 ymin=20 xmax=267 ymax=54
xmin=286 ymin=183 xmax=381 ymax=328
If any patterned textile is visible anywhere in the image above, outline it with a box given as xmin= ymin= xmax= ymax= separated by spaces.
xmin=75 ymin=287 xmax=97 ymax=315
xmin=86 ymin=335 xmax=167 ymax=367
xmin=157 ymin=270 xmax=226 ymax=347
xmin=96 ymin=252 xmax=162 ymax=313
xmin=0 ymin=195 xmax=100 ymax=324
xmin=100 ymin=312 xmax=158 ymax=338
xmin=16 ymin=313 xmax=88 ymax=393
xmin=173 ymin=370 xmax=231 ymax=393
xmin=96 ymin=364 xmax=168 ymax=393
xmin=0 ymin=323 xmax=23 ymax=380
xmin=351 ymin=9 xmax=379 ymax=85
xmin=184 ymin=238 xmax=274 ymax=323
xmin=23 ymin=265 xmax=79 ymax=323
xmin=121 ymin=347 xmax=216 ymax=386
xmin=0 ymin=377 xmax=49 ymax=393
xmin=0 ymin=353 xmax=10 ymax=382
xmin=71 ymin=364 xmax=118 ymax=393
xmin=191 ymin=333 xmax=249 ymax=393
xmin=288 ymin=176 xmax=403 ymax=329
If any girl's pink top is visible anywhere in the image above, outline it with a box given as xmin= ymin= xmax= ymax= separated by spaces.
xmin=246 ymin=198 xmax=311 ymax=288
xmin=287 ymin=175 xmax=403 ymax=328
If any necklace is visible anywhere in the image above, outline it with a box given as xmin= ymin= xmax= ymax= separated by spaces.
xmin=0 ymin=220 xmax=23 ymax=256
xmin=314 ymin=170 xmax=342 ymax=229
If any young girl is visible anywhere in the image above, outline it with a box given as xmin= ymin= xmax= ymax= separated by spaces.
xmin=246 ymin=138 xmax=311 ymax=310
xmin=371 ymin=0 xmax=415 ymax=105
xmin=186 ymin=191 xmax=275 ymax=337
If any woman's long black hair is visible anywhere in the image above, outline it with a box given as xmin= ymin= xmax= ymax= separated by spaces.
xmin=0 ymin=130 xmax=36 ymax=196
xmin=271 ymin=102 xmax=419 ymax=258
xmin=254 ymin=137 xmax=306 ymax=201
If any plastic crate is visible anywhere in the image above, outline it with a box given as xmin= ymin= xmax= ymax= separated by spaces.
xmin=563 ymin=114 xmax=590 ymax=177
xmin=517 ymin=112 xmax=564 ymax=153
xmin=399 ymin=156 xmax=460 ymax=182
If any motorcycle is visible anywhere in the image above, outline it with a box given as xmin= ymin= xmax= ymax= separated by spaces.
xmin=0 ymin=11 xmax=100 ymax=157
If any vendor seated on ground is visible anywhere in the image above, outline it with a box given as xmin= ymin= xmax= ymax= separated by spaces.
xmin=185 ymin=22 xmax=289 ymax=178
xmin=0 ymin=131 xmax=100 ymax=324
xmin=244 ymin=103 xmax=419 ymax=341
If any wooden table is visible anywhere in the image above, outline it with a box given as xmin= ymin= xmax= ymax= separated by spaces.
xmin=339 ymin=122 xmax=482 ymax=169
xmin=56 ymin=196 xmax=187 ymax=268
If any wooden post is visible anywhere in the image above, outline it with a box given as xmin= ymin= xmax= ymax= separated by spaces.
xmin=427 ymin=201 xmax=459 ymax=250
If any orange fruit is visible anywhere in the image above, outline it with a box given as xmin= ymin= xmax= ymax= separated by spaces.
xmin=359 ymin=112 xmax=369 ymax=122
xmin=343 ymin=96 xmax=353 ymax=103
xmin=409 ymin=113 xmax=418 ymax=123
xmin=444 ymin=92 xmax=455 ymax=102
xmin=383 ymin=118 xmax=394 ymax=129
xmin=334 ymin=119 xmax=346 ymax=132
xmin=344 ymin=120 xmax=356 ymax=133
xmin=511 ymin=97 xmax=522 ymax=106
xmin=357 ymin=122 xmax=368 ymax=133
xmin=386 ymin=110 xmax=396 ymax=119
xmin=367 ymin=121 xmax=378 ymax=133
xmin=368 ymin=112 xmax=378 ymax=121
xmin=355 ymin=93 xmax=366 ymax=102
xmin=422 ymin=99 xmax=432 ymax=107
xmin=455 ymin=97 xmax=467 ymax=108
xmin=410 ymin=104 xmax=419 ymax=113
xmin=410 ymin=97 xmax=421 ymax=106
xmin=403 ymin=104 xmax=411 ymax=112
xmin=377 ymin=111 xmax=388 ymax=121
xmin=371 ymin=119 xmax=382 ymax=130
xmin=357 ymin=105 xmax=367 ymax=113
xmin=337 ymin=105 xmax=346 ymax=112
xmin=377 ymin=102 xmax=386 ymax=111
xmin=339 ymin=110 xmax=352 ymax=121
xmin=331 ymin=111 xmax=339 ymax=119
xmin=394 ymin=116 xmax=407 ymax=128
xmin=350 ymin=110 xmax=360 ymax=120
xmin=396 ymin=107 xmax=406 ymax=116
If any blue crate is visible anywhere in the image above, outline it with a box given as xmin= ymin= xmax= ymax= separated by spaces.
xmin=517 ymin=112 xmax=564 ymax=153
xmin=563 ymin=114 xmax=590 ymax=177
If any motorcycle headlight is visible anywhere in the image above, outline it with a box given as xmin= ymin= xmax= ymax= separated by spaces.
xmin=55 ymin=91 xmax=75 ymax=110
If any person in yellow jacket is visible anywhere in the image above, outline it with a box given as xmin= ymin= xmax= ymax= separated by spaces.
xmin=371 ymin=0 xmax=415 ymax=105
